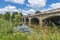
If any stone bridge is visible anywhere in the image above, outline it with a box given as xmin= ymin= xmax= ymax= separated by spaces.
xmin=22 ymin=8 xmax=60 ymax=26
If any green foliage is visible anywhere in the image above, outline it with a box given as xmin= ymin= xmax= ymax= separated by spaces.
xmin=0 ymin=12 xmax=60 ymax=40
xmin=28 ymin=14 xmax=31 ymax=15
xmin=0 ymin=18 xmax=12 ymax=34
xmin=12 ymin=15 xmax=21 ymax=26
xmin=4 ymin=12 xmax=11 ymax=21
xmin=0 ymin=18 xmax=27 ymax=40
xmin=0 ymin=12 xmax=23 ymax=26
xmin=0 ymin=32 xmax=27 ymax=40
xmin=35 ymin=10 xmax=41 ymax=14
xmin=12 ymin=12 xmax=18 ymax=19
xmin=19 ymin=13 xmax=23 ymax=16
xmin=11 ymin=12 xmax=23 ymax=26
xmin=0 ymin=18 xmax=60 ymax=40
xmin=0 ymin=14 xmax=3 ymax=18
xmin=27 ymin=25 xmax=60 ymax=40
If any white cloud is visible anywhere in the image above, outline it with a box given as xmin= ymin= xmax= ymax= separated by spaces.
xmin=27 ymin=0 xmax=47 ymax=8
xmin=21 ymin=9 xmax=35 ymax=15
xmin=41 ymin=3 xmax=60 ymax=12
xmin=0 ymin=5 xmax=35 ymax=15
xmin=5 ymin=0 xmax=25 ymax=4
xmin=0 ymin=5 xmax=19 ymax=14
xmin=5 ymin=5 xmax=19 ymax=12
xmin=50 ymin=3 xmax=60 ymax=9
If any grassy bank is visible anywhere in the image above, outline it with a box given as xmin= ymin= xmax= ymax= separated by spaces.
xmin=0 ymin=18 xmax=60 ymax=40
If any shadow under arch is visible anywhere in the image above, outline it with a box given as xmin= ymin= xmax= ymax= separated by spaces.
xmin=26 ymin=18 xmax=29 ymax=22
xmin=43 ymin=16 xmax=60 ymax=25
xmin=31 ymin=17 xmax=39 ymax=25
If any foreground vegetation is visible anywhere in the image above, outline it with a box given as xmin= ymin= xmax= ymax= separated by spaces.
xmin=0 ymin=18 xmax=60 ymax=40
xmin=0 ymin=11 xmax=60 ymax=40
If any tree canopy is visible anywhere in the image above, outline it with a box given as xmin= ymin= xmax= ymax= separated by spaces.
xmin=35 ymin=10 xmax=41 ymax=14
xmin=4 ymin=12 xmax=10 ymax=21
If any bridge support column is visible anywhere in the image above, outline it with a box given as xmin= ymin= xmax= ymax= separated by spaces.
xmin=39 ymin=17 xmax=43 ymax=27
xmin=40 ymin=20 xmax=43 ymax=25
xmin=22 ymin=17 xmax=24 ymax=24
xmin=29 ymin=18 xmax=31 ymax=26
xmin=24 ymin=18 xmax=26 ymax=24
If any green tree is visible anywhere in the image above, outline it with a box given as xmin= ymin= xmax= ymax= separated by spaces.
xmin=12 ymin=12 xmax=18 ymax=19
xmin=35 ymin=10 xmax=41 ymax=14
xmin=12 ymin=12 xmax=23 ymax=26
xmin=19 ymin=13 xmax=23 ymax=22
xmin=0 ymin=14 xmax=3 ymax=18
xmin=19 ymin=12 xmax=23 ymax=16
xmin=28 ymin=14 xmax=31 ymax=15
xmin=0 ymin=18 xmax=12 ymax=34
xmin=12 ymin=15 xmax=21 ymax=26
xmin=4 ymin=12 xmax=11 ymax=21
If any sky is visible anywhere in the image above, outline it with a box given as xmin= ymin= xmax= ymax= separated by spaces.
xmin=0 ymin=0 xmax=60 ymax=15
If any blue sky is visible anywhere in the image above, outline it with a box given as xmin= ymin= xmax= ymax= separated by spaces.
xmin=0 ymin=0 xmax=60 ymax=15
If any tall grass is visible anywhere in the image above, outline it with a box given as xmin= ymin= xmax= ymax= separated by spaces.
xmin=0 ymin=18 xmax=60 ymax=40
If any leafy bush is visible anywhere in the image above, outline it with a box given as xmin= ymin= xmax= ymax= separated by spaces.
xmin=0 ymin=18 xmax=12 ymax=34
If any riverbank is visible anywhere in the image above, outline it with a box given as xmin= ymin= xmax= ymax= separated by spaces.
xmin=0 ymin=18 xmax=60 ymax=40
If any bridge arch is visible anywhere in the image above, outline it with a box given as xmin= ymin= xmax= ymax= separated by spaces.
xmin=31 ymin=17 xmax=39 ymax=24
xmin=43 ymin=15 xmax=60 ymax=25
xmin=26 ymin=18 xmax=29 ymax=22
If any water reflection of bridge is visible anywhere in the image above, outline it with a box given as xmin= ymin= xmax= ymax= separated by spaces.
xmin=22 ymin=8 xmax=60 ymax=26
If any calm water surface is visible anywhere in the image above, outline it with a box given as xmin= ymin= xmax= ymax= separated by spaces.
xmin=14 ymin=24 xmax=33 ymax=34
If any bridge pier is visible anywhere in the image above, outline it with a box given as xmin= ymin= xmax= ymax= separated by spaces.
xmin=39 ymin=17 xmax=43 ymax=25
xmin=39 ymin=17 xmax=44 ymax=27
xmin=24 ymin=18 xmax=26 ymax=24
xmin=23 ymin=17 xmax=31 ymax=26
xmin=22 ymin=17 xmax=24 ymax=24
xmin=28 ymin=18 xmax=31 ymax=26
